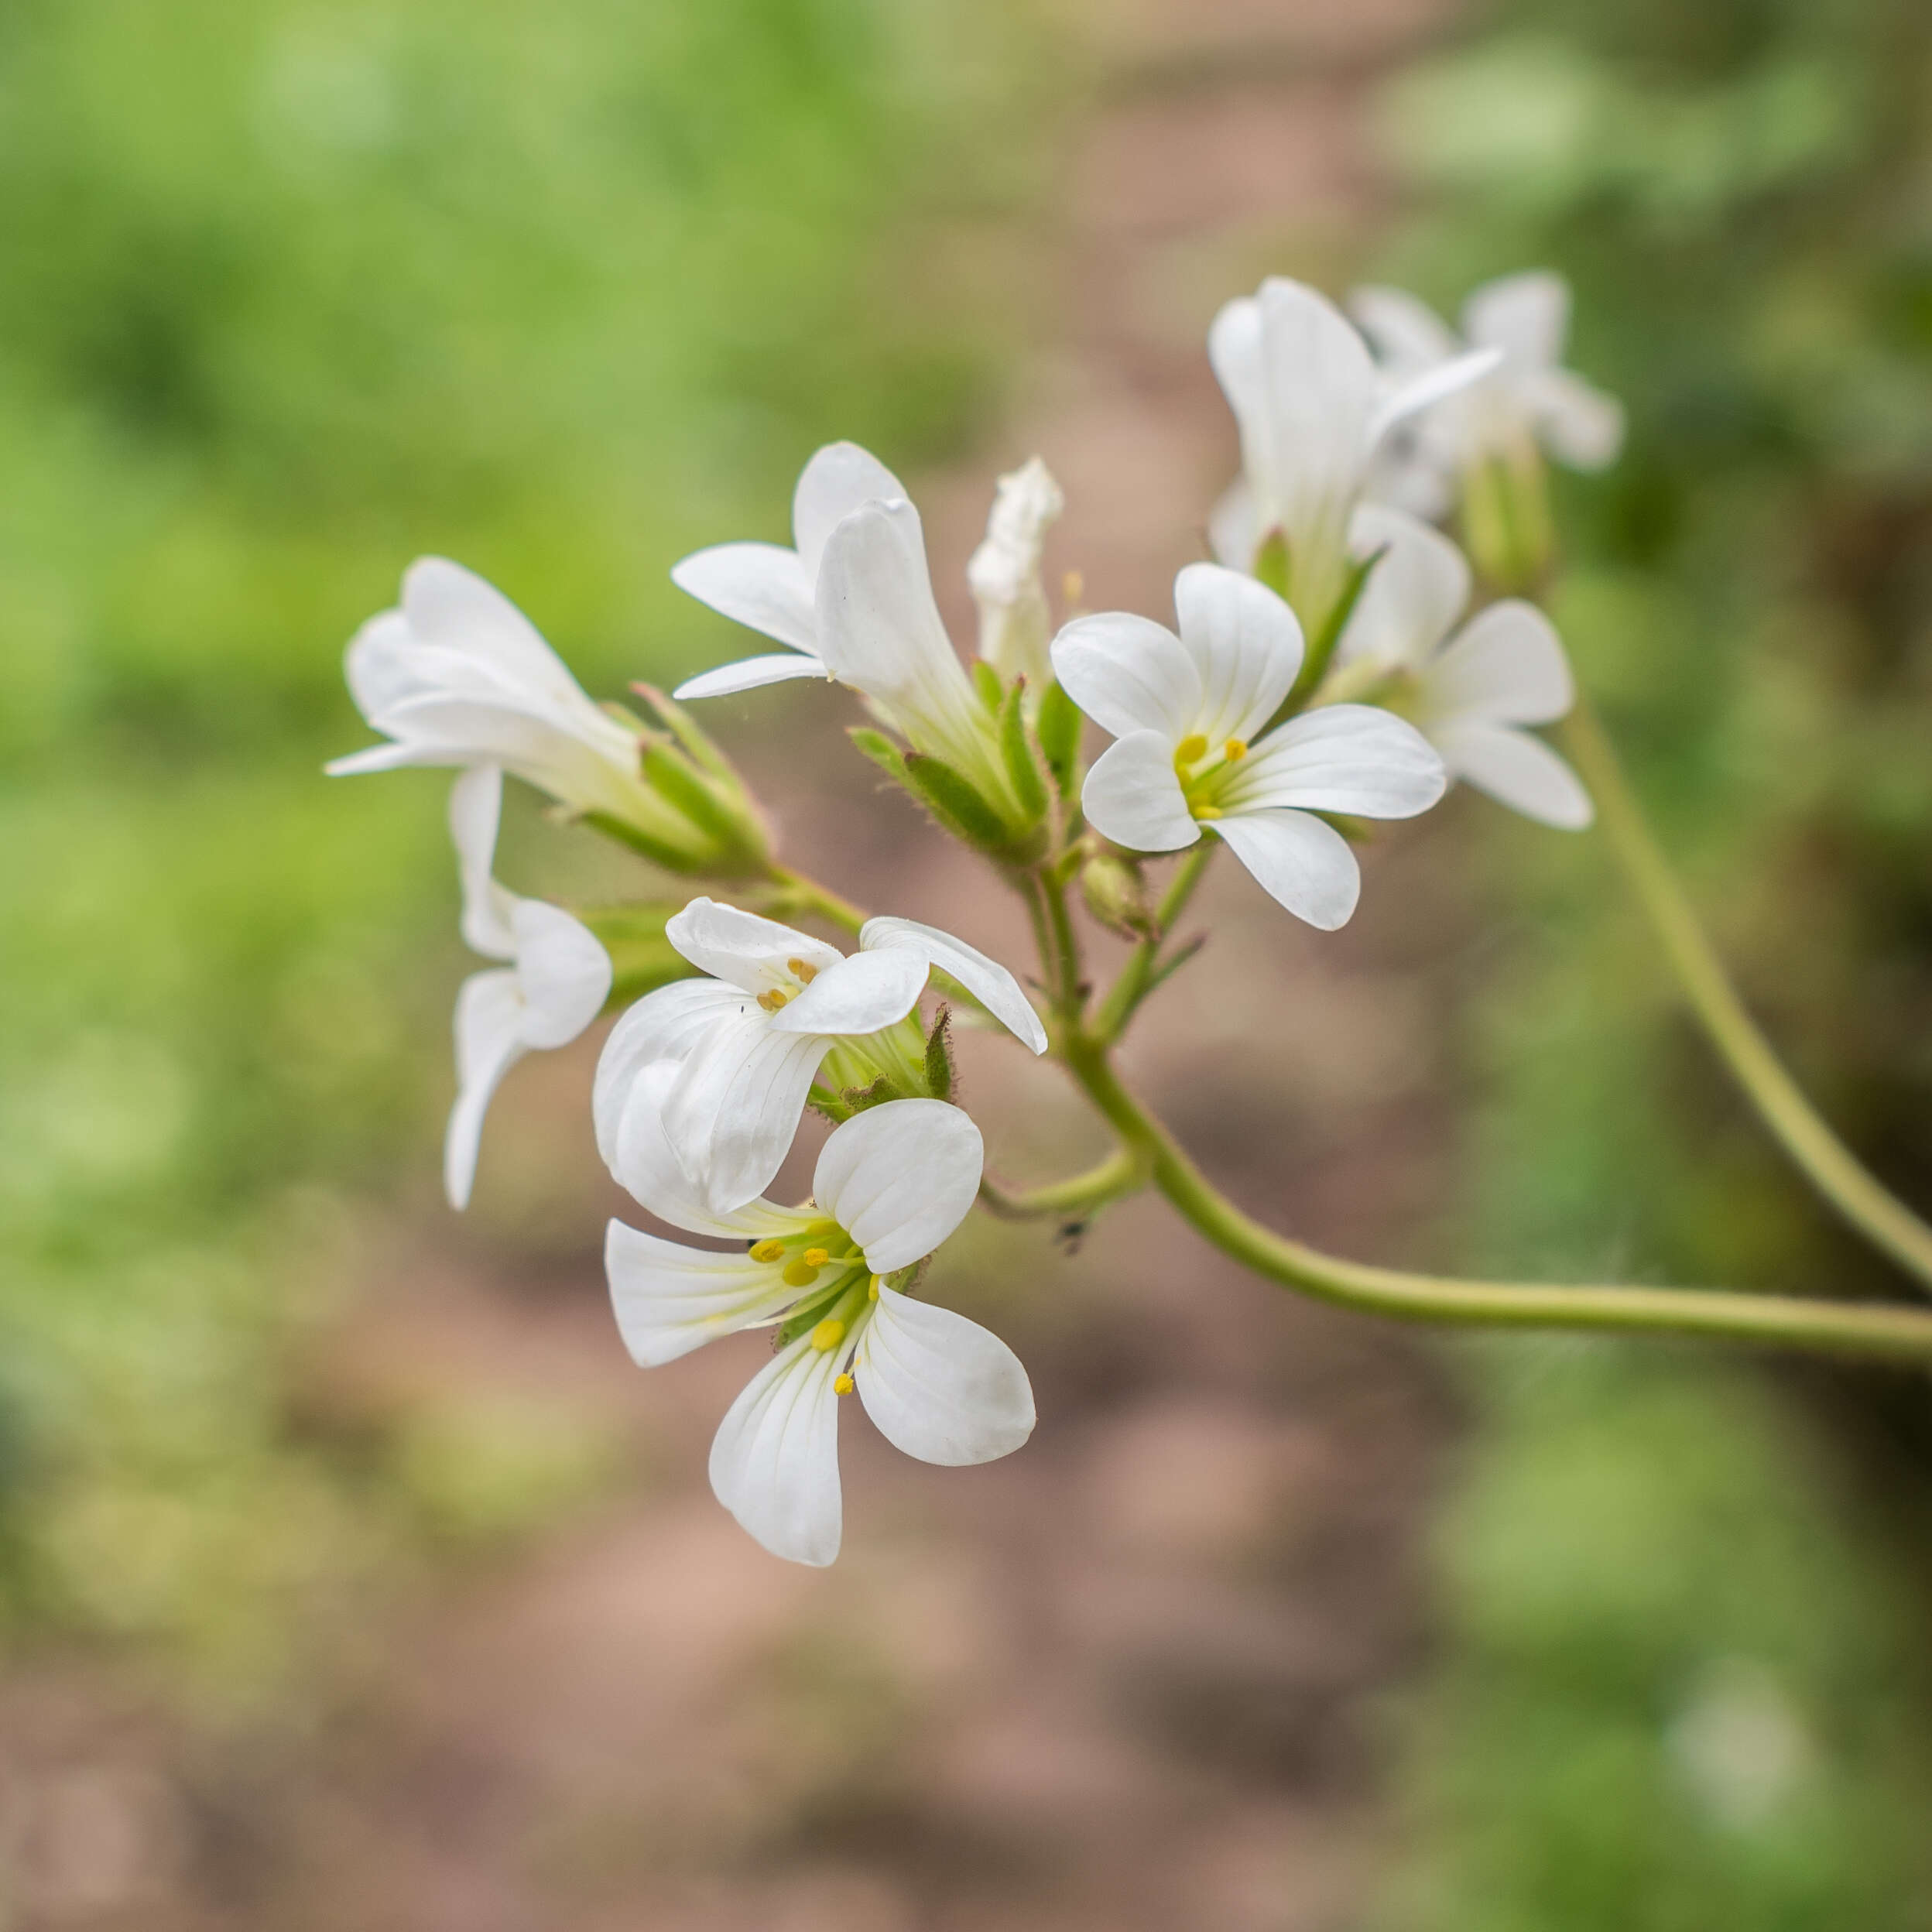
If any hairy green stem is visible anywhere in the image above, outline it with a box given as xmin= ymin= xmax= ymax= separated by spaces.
xmin=1061 ymin=1036 xmax=1932 ymax=1366
xmin=760 ymin=863 xmax=868 ymax=936
xmin=1091 ymin=843 xmax=1215 ymax=1044
xmin=1560 ymin=701 xmax=1932 ymax=1297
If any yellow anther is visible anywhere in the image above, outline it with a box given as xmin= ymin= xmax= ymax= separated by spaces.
xmin=834 ymin=1372 xmax=855 ymax=1396
xmin=810 ymin=1317 xmax=847 ymax=1352
xmin=1173 ymin=732 xmax=1208 ymax=768
xmin=1223 ymin=738 xmax=1249 ymax=762
xmin=786 ymin=957 xmax=818 ymax=984
xmin=868 ymin=1276 xmax=882 ymax=1301
xmin=783 ymin=1259 xmax=820 ymax=1288
xmin=749 ymin=1240 xmax=786 ymax=1264
xmin=802 ymin=1246 xmax=830 ymax=1268
xmin=1194 ymin=804 xmax=1224 ymax=820
xmin=757 ymin=988 xmax=793 ymax=1012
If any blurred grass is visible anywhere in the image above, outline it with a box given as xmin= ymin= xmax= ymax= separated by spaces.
xmin=1368 ymin=0 xmax=1932 ymax=1922
xmin=0 ymin=0 xmax=1047 ymax=1676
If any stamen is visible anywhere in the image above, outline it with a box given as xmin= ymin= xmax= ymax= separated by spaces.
xmin=1173 ymin=732 xmax=1208 ymax=768
xmin=1194 ymin=804 xmax=1224 ymax=820
xmin=802 ymin=1247 xmax=830 ymax=1268
xmin=749 ymin=1240 xmax=786 ymax=1264
xmin=783 ymin=1258 xmax=820 ymax=1288
xmin=810 ymin=1317 xmax=846 ymax=1352
xmin=1223 ymin=738 xmax=1248 ymax=762
xmin=868 ymin=1276 xmax=882 ymax=1302
xmin=757 ymin=988 xmax=793 ymax=1012
xmin=834 ymin=1372 xmax=855 ymax=1396
xmin=787 ymin=957 xmax=818 ymax=984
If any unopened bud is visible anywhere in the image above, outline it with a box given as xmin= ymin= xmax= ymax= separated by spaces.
xmin=1081 ymin=849 xmax=1152 ymax=937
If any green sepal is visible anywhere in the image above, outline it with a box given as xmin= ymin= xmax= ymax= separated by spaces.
xmin=807 ymin=1083 xmax=855 ymax=1125
xmin=923 ymin=1005 xmax=954 ymax=1104
xmin=578 ymin=900 xmax=699 ymax=1007
xmin=848 ymin=725 xmax=906 ymax=779
xmin=1036 ymin=680 xmax=1083 ymax=796
xmin=900 ymin=751 xmax=1014 ymax=851
xmin=631 ymin=681 xmax=742 ymax=786
xmin=841 ymin=1076 xmax=898 ymax=1115
xmin=1252 ymin=527 xmax=1290 ymax=601
xmin=1079 ymin=850 xmax=1151 ymax=938
xmin=971 ymin=658 xmax=1005 ymax=712
xmin=1276 ymin=544 xmax=1386 ymax=722
xmin=640 ymin=741 xmax=765 ymax=869
xmin=997 ymin=680 xmax=1050 ymax=824
xmin=578 ymin=810 xmax=710 ymax=875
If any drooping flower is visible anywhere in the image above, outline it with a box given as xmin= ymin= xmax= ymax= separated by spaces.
xmin=1349 ymin=270 xmax=1625 ymax=508
xmin=671 ymin=444 xmax=1007 ymax=800
xmin=443 ymin=766 xmax=612 ymax=1210
xmin=605 ymin=1064 xmax=1033 ymax=1565
xmin=1206 ymin=277 xmax=1500 ymax=641
xmin=595 ymin=897 xmax=1046 ymax=1214
xmin=331 ymin=559 xmax=652 ymax=824
xmin=968 ymin=456 xmax=1064 ymax=690
xmin=1051 ymin=564 xmax=1446 ymax=928
xmin=1326 ymin=505 xmax=1592 ymax=830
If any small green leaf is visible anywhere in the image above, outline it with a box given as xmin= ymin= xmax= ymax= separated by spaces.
xmin=923 ymin=1004 xmax=954 ymax=1104
xmin=901 ymin=752 xmax=1013 ymax=851
xmin=848 ymin=725 xmax=906 ymax=778
xmin=972 ymin=658 xmax=1005 ymax=711
xmin=998 ymin=680 xmax=1050 ymax=823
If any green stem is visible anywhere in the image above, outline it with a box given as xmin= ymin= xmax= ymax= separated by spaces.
xmin=1061 ymin=1036 xmax=1932 ymax=1365
xmin=1091 ymin=841 xmax=1217 ymax=1044
xmin=978 ymin=1145 xmax=1146 ymax=1221
xmin=1560 ymin=700 xmax=1932 ymax=1298
xmin=759 ymin=863 xmax=868 ymax=937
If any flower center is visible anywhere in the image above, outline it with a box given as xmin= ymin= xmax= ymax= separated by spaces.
xmin=1173 ymin=733 xmax=1250 ymax=823
xmin=755 ymin=955 xmax=822 ymax=1012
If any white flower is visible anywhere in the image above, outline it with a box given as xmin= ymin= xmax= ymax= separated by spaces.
xmin=671 ymin=442 xmax=1000 ymax=791
xmin=444 ymin=766 xmax=612 ymax=1209
xmin=595 ymin=897 xmax=1046 ymax=1213
xmin=329 ymin=558 xmax=654 ymax=825
xmin=605 ymin=1067 xmax=1033 ymax=1565
xmin=1331 ymin=505 xmax=1592 ymax=830
xmin=1206 ymin=278 xmax=1500 ymax=637
xmin=967 ymin=456 xmax=1064 ymax=689
xmin=1350 ymin=270 xmax=1624 ymax=498
xmin=1051 ymin=564 xmax=1446 ymax=929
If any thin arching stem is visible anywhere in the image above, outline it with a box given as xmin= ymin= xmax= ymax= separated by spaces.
xmin=978 ymin=1145 xmax=1146 ymax=1221
xmin=1061 ymin=1035 xmax=1932 ymax=1367
xmin=1560 ymin=700 xmax=1932 ymax=1298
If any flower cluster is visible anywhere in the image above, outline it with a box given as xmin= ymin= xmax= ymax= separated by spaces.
xmin=333 ymin=270 xmax=1622 ymax=1562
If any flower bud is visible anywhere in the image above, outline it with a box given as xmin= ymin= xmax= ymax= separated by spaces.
xmin=1461 ymin=442 xmax=1555 ymax=598
xmin=1080 ymin=849 xmax=1152 ymax=938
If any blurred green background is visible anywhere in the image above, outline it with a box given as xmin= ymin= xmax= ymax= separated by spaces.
xmin=3 ymin=0 xmax=1931 ymax=1924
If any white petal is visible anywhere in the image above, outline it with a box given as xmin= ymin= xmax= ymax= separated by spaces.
xmin=510 ymin=900 xmax=612 ymax=1049
xmin=1228 ymin=706 xmax=1446 ymax=820
xmin=402 ymin=557 xmax=588 ymax=715
xmin=792 ymin=441 xmax=908 ymax=578
xmin=1521 ymin=367 xmax=1625 ymax=471
xmin=1081 ymin=731 xmax=1201 ymax=853
xmin=449 ymin=766 xmax=519 ymax=959
xmin=859 ymin=916 xmax=1046 ymax=1056
xmin=672 ymin=651 xmax=830 ymax=702
xmin=444 ymin=968 xmax=529 ymax=1210
xmin=1338 ymin=504 xmax=1470 ymax=674
xmin=1421 ymin=600 xmax=1574 ymax=726
xmin=814 ymin=498 xmax=979 ymax=744
xmin=709 ymin=1335 xmax=845 ymax=1566
xmin=605 ymin=1220 xmax=800 ymax=1367
xmin=1368 ymin=346 xmax=1504 ymax=447
xmin=1430 ymin=720 xmax=1595 ymax=829
xmin=1210 ymin=810 xmax=1362 ymax=930
xmin=1252 ymin=279 xmax=1381 ymax=524
xmin=610 ymin=1060 xmax=795 ymax=1238
xmin=326 ymin=740 xmax=423 ymax=778
xmin=343 ymin=609 xmax=429 ymax=721
xmin=1173 ymin=564 xmax=1305 ymax=747
xmin=812 ymin=1100 xmax=985 ymax=1276
xmin=1348 ymin=284 xmax=1461 ymax=372
xmin=665 ymin=897 xmax=844 ymax=993
xmin=1206 ymin=295 xmax=1269 ymax=472
xmin=769 ymin=947 xmax=928 ymax=1037
xmin=667 ymin=1004 xmax=834 ymax=1211
xmin=593 ymin=978 xmax=752 ymax=1172
xmin=1464 ymin=270 xmax=1569 ymax=369
xmin=670 ymin=542 xmax=820 ymax=656
xmin=1050 ymin=612 xmax=1202 ymax=742
xmin=856 ymin=1286 xmax=1035 ymax=1467
xmin=1207 ymin=475 xmax=1259 ymax=571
